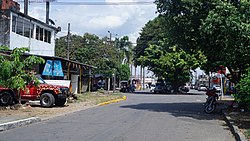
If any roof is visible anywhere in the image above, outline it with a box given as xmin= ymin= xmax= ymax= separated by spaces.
xmin=0 ymin=50 xmax=96 ymax=69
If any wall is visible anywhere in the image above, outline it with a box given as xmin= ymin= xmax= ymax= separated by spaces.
xmin=10 ymin=32 xmax=55 ymax=56
xmin=71 ymin=75 xmax=79 ymax=94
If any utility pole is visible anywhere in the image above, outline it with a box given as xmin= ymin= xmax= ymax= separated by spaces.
xmin=24 ymin=0 xmax=28 ymax=15
xmin=46 ymin=1 xmax=50 ymax=24
xmin=107 ymin=31 xmax=112 ymax=94
xmin=67 ymin=23 xmax=70 ymax=60
xmin=143 ymin=67 xmax=145 ymax=90
xmin=140 ymin=66 xmax=142 ymax=90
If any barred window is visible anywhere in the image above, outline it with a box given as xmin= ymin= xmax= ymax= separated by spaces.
xmin=16 ymin=17 xmax=23 ymax=35
xmin=12 ymin=15 xmax=52 ymax=44
xmin=12 ymin=16 xmax=16 ymax=32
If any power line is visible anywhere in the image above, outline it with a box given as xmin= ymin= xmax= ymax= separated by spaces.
xmin=17 ymin=1 xmax=155 ymax=5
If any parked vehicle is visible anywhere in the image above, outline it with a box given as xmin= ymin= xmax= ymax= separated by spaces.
xmin=178 ymin=85 xmax=189 ymax=93
xmin=213 ymin=84 xmax=221 ymax=92
xmin=204 ymin=88 xmax=219 ymax=114
xmin=154 ymin=83 xmax=166 ymax=94
xmin=150 ymin=84 xmax=155 ymax=92
xmin=0 ymin=76 xmax=69 ymax=108
xmin=120 ymin=81 xmax=128 ymax=93
xmin=198 ymin=84 xmax=207 ymax=91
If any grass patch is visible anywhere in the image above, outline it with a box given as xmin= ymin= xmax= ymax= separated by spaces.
xmin=244 ymin=129 xmax=250 ymax=138
xmin=74 ymin=92 xmax=124 ymax=105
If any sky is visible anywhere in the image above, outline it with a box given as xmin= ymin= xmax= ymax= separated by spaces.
xmin=19 ymin=0 xmax=158 ymax=43
xmin=17 ymin=0 xmax=204 ymax=78
xmin=17 ymin=0 xmax=158 ymax=77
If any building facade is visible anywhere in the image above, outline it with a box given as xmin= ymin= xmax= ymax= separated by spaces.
xmin=0 ymin=9 xmax=60 ymax=56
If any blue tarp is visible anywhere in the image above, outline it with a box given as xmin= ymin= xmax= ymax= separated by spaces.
xmin=42 ymin=60 xmax=64 ymax=77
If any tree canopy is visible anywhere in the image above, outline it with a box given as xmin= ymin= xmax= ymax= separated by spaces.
xmin=55 ymin=33 xmax=133 ymax=80
xmin=134 ymin=0 xmax=250 ymax=89
xmin=0 ymin=46 xmax=45 ymax=103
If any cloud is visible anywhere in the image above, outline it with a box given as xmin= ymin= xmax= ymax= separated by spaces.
xmin=20 ymin=0 xmax=157 ymax=42
xmin=89 ymin=16 xmax=124 ymax=28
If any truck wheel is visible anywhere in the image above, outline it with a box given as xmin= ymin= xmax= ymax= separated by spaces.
xmin=40 ymin=93 xmax=55 ymax=108
xmin=55 ymin=98 xmax=67 ymax=107
xmin=0 ymin=92 xmax=14 ymax=106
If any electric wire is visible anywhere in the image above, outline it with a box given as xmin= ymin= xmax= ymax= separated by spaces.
xmin=16 ymin=1 xmax=155 ymax=5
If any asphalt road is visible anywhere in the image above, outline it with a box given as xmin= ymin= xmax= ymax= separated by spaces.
xmin=0 ymin=91 xmax=234 ymax=141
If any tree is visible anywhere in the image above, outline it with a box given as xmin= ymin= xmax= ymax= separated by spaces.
xmin=55 ymin=33 xmax=132 ymax=80
xmin=0 ymin=47 xmax=45 ymax=104
xmin=134 ymin=13 xmax=206 ymax=91
xmin=116 ymin=64 xmax=130 ymax=81
xmin=137 ymin=44 xmax=206 ymax=92
xmin=154 ymin=0 xmax=250 ymax=84
xmin=115 ymin=36 xmax=133 ymax=65
xmin=200 ymin=0 xmax=250 ymax=84
xmin=234 ymin=68 xmax=250 ymax=107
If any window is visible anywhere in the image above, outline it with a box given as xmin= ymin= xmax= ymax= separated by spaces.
xmin=16 ymin=17 xmax=23 ymax=35
xmin=36 ymin=26 xmax=39 ymax=40
xmin=12 ymin=16 xmax=34 ymax=39
xmin=39 ymin=27 xmax=43 ymax=41
xmin=11 ymin=15 xmax=52 ymax=44
xmin=12 ymin=16 xmax=16 ymax=32
xmin=44 ymin=29 xmax=51 ymax=43
xmin=47 ymin=30 xmax=51 ymax=43
xmin=23 ymin=19 xmax=30 ymax=38
xmin=30 ymin=23 xmax=34 ymax=38
xmin=44 ymin=29 xmax=48 ymax=42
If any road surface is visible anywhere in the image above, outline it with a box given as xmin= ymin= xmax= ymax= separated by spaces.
xmin=0 ymin=91 xmax=234 ymax=141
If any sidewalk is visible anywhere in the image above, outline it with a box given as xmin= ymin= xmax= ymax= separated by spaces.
xmin=217 ymin=95 xmax=247 ymax=141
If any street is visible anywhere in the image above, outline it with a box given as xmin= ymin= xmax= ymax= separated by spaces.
xmin=0 ymin=91 xmax=234 ymax=141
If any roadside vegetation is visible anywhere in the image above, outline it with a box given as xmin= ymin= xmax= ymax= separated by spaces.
xmin=72 ymin=92 xmax=124 ymax=105
xmin=134 ymin=0 xmax=250 ymax=93
xmin=55 ymin=34 xmax=133 ymax=81
xmin=0 ymin=92 xmax=125 ymax=119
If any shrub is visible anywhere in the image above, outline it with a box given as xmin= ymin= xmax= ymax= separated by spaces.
xmin=234 ymin=69 xmax=250 ymax=108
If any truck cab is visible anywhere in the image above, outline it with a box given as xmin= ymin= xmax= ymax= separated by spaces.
xmin=0 ymin=76 xmax=69 ymax=108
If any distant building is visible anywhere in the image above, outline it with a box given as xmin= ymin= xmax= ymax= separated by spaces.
xmin=0 ymin=0 xmax=60 ymax=56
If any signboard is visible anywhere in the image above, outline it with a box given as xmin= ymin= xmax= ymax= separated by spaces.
xmin=42 ymin=60 xmax=64 ymax=77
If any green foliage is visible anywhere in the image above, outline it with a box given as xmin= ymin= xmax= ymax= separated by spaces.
xmin=200 ymin=0 xmax=250 ymax=83
xmin=234 ymin=69 xmax=250 ymax=107
xmin=55 ymin=33 xmax=133 ymax=79
xmin=116 ymin=64 xmax=130 ymax=81
xmin=150 ymin=0 xmax=250 ymax=86
xmin=134 ymin=11 xmax=207 ymax=91
xmin=0 ymin=47 xmax=45 ymax=91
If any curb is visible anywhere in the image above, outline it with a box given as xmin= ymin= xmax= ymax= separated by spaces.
xmin=222 ymin=110 xmax=247 ymax=141
xmin=0 ymin=117 xmax=41 ymax=132
xmin=98 ymin=96 xmax=127 ymax=106
xmin=0 ymin=96 xmax=127 ymax=132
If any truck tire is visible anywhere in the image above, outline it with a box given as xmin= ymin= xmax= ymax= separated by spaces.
xmin=0 ymin=92 xmax=14 ymax=106
xmin=55 ymin=98 xmax=67 ymax=106
xmin=40 ymin=93 xmax=55 ymax=108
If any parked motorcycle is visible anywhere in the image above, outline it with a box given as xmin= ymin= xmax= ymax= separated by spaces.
xmin=204 ymin=88 xmax=219 ymax=114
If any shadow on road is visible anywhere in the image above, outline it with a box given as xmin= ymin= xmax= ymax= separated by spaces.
xmin=120 ymin=102 xmax=223 ymax=120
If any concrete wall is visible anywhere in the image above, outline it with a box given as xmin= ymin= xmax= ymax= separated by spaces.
xmin=71 ymin=75 xmax=79 ymax=94
xmin=9 ymin=12 xmax=55 ymax=56
xmin=9 ymin=32 xmax=55 ymax=56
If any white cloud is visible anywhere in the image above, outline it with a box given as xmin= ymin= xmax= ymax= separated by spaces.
xmin=89 ymin=16 xmax=126 ymax=28
xmin=20 ymin=0 xmax=157 ymax=42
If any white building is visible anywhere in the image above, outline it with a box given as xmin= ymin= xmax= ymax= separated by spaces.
xmin=0 ymin=9 xmax=60 ymax=56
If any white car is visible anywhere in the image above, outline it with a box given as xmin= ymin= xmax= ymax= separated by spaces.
xmin=213 ymin=85 xmax=221 ymax=92
xmin=198 ymin=85 xmax=207 ymax=91
xmin=150 ymin=84 xmax=156 ymax=92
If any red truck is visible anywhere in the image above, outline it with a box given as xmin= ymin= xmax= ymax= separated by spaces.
xmin=0 ymin=76 xmax=69 ymax=108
